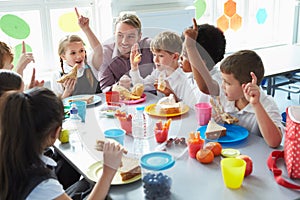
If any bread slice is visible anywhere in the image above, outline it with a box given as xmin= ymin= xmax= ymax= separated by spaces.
xmin=157 ymin=73 xmax=166 ymax=91
xmin=112 ymin=85 xmax=140 ymax=100
xmin=68 ymin=95 xmax=94 ymax=104
xmin=210 ymin=97 xmax=239 ymax=124
xmin=119 ymin=156 xmax=141 ymax=181
xmin=157 ymin=102 xmax=181 ymax=114
xmin=156 ymin=94 xmax=182 ymax=114
xmin=205 ymin=120 xmax=226 ymax=140
xmin=220 ymin=113 xmax=239 ymax=124
xmin=131 ymin=83 xmax=144 ymax=97
xmin=57 ymin=64 xmax=78 ymax=83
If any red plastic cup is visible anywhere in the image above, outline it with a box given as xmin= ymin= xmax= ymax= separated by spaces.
xmin=195 ymin=102 xmax=212 ymax=126
xmin=105 ymin=91 xmax=120 ymax=105
xmin=155 ymin=129 xmax=169 ymax=143
xmin=188 ymin=141 xmax=204 ymax=158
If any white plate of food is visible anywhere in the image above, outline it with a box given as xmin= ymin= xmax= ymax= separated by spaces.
xmin=86 ymin=156 xmax=141 ymax=185
xmin=63 ymin=94 xmax=101 ymax=106
xmin=98 ymin=102 xmax=126 ymax=117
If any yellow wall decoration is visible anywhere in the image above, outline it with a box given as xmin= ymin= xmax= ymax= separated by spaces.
xmin=58 ymin=12 xmax=80 ymax=32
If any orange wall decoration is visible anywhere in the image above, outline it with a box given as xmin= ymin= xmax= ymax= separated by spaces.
xmin=217 ymin=0 xmax=242 ymax=32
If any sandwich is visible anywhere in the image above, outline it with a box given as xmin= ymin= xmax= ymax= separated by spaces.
xmin=133 ymin=54 xmax=142 ymax=63
xmin=68 ymin=95 xmax=94 ymax=104
xmin=157 ymin=73 xmax=166 ymax=91
xmin=119 ymin=156 xmax=141 ymax=181
xmin=156 ymin=94 xmax=182 ymax=114
xmin=210 ymin=97 xmax=239 ymax=124
xmin=112 ymin=85 xmax=140 ymax=100
xmin=57 ymin=64 xmax=78 ymax=83
xmin=205 ymin=120 xmax=227 ymax=140
xmin=131 ymin=83 xmax=144 ymax=97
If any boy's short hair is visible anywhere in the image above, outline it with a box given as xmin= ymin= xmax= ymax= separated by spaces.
xmin=0 ymin=41 xmax=14 ymax=69
xmin=114 ymin=13 xmax=142 ymax=34
xmin=150 ymin=31 xmax=182 ymax=55
xmin=220 ymin=50 xmax=265 ymax=85
xmin=181 ymin=24 xmax=226 ymax=70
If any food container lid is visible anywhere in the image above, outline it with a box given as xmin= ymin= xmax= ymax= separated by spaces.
xmin=140 ymin=152 xmax=175 ymax=171
xmin=136 ymin=106 xmax=145 ymax=111
xmin=221 ymin=148 xmax=240 ymax=158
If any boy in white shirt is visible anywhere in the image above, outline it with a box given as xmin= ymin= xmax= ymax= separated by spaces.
xmin=129 ymin=31 xmax=199 ymax=109
xmin=184 ymin=19 xmax=283 ymax=148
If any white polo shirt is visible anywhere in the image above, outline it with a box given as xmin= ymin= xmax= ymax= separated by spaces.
xmin=219 ymin=87 xmax=283 ymax=137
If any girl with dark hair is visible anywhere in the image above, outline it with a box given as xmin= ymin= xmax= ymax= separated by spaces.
xmin=0 ymin=87 xmax=124 ymax=200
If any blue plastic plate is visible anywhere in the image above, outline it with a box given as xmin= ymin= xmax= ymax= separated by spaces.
xmin=198 ymin=124 xmax=249 ymax=144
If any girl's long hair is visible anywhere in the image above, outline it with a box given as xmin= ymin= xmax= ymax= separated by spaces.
xmin=0 ymin=87 xmax=64 ymax=200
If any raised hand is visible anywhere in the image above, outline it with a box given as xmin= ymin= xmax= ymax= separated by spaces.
xmin=75 ymin=7 xmax=89 ymax=31
xmin=28 ymin=68 xmax=44 ymax=89
xmin=184 ymin=18 xmax=198 ymax=41
xmin=16 ymin=41 xmax=35 ymax=76
xmin=130 ymin=43 xmax=141 ymax=71
xmin=242 ymin=72 xmax=260 ymax=105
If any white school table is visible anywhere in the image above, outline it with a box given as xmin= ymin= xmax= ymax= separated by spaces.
xmin=54 ymin=92 xmax=300 ymax=200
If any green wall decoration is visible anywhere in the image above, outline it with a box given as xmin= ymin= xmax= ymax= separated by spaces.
xmin=0 ymin=14 xmax=30 ymax=39
xmin=194 ymin=0 xmax=207 ymax=20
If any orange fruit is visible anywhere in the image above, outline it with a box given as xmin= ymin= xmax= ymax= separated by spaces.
xmin=204 ymin=142 xmax=222 ymax=156
xmin=196 ymin=149 xmax=214 ymax=164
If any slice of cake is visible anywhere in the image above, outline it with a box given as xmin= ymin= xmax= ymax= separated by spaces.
xmin=119 ymin=156 xmax=141 ymax=181
xmin=205 ymin=120 xmax=226 ymax=140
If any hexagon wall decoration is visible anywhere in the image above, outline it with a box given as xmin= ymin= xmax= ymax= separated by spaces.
xmin=224 ymin=0 xmax=236 ymax=17
xmin=256 ymin=8 xmax=267 ymax=24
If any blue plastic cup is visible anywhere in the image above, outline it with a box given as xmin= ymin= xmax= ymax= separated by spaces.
xmin=104 ymin=129 xmax=125 ymax=145
xmin=70 ymin=101 xmax=87 ymax=122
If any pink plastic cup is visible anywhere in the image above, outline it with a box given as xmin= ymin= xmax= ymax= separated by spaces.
xmin=195 ymin=102 xmax=212 ymax=126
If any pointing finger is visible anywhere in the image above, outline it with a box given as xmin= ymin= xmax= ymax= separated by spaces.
xmin=250 ymin=72 xmax=257 ymax=85
xmin=75 ymin=7 xmax=80 ymax=18
xmin=22 ymin=41 xmax=26 ymax=53
xmin=192 ymin=18 xmax=197 ymax=31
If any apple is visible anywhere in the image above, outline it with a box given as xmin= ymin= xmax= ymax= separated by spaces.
xmin=236 ymin=155 xmax=253 ymax=177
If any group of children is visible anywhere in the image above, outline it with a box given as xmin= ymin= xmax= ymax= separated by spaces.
xmin=0 ymin=9 xmax=283 ymax=200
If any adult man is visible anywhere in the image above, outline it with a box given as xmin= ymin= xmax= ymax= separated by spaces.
xmin=99 ymin=13 xmax=155 ymax=92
